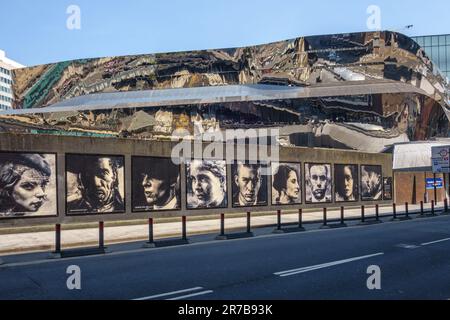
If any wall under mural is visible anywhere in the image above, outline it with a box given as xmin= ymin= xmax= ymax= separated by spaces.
xmin=0 ymin=153 xmax=57 ymax=218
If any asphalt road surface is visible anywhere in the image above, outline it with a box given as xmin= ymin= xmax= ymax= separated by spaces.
xmin=1 ymin=215 xmax=450 ymax=300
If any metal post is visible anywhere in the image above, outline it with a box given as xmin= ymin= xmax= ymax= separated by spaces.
xmin=405 ymin=202 xmax=409 ymax=219
xmin=277 ymin=210 xmax=282 ymax=231
xmin=299 ymin=209 xmax=303 ymax=229
xmin=375 ymin=204 xmax=380 ymax=222
xmin=393 ymin=203 xmax=397 ymax=220
xmin=99 ymin=221 xmax=105 ymax=249
xmin=55 ymin=224 xmax=61 ymax=254
xmin=322 ymin=208 xmax=328 ymax=227
xmin=220 ymin=214 xmax=225 ymax=236
xmin=340 ymin=207 xmax=345 ymax=225
xmin=182 ymin=216 xmax=187 ymax=241
xmin=247 ymin=212 xmax=251 ymax=234
xmin=445 ymin=198 xmax=449 ymax=213
xmin=420 ymin=201 xmax=424 ymax=216
xmin=148 ymin=218 xmax=154 ymax=244
xmin=361 ymin=205 xmax=365 ymax=223
xmin=432 ymin=200 xmax=435 ymax=215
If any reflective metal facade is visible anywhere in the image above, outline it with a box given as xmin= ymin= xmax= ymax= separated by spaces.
xmin=0 ymin=31 xmax=448 ymax=153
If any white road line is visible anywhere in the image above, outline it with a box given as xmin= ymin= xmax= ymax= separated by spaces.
xmin=167 ymin=290 xmax=214 ymax=301
xmin=133 ymin=287 xmax=204 ymax=301
xmin=275 ymin=252 xmax=384 ymax=277
xmin=421 ymin=238 xmax=450 ymax=246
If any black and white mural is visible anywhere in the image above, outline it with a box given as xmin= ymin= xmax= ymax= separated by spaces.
xmin=271 ymin=162 xmax=302 ymax=205
xmin=334 ymin=164 xmax=359 ymax=202
xmin=305 ymin=163 xmax=332 ymax=203
xmin=66 ymin=154 xmax=125 ymax=214
xmin=186 ymin=160 xmax=228 ymax=209
xmin=232 ymin=162 xmax=268 ymax=207
xmin=0 ymin=153 xmax=57 ymax=218
xmin=132 ymin=157 xmax=181 ymax=212
xmin=361 ymin=165 xmax=383 ymax=201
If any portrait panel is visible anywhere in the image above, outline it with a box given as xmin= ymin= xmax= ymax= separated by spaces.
xmin=0 ymin=153 xmax=57 ymax=218
xmin=132 ymin=157 xmax=181 ymax=212
xmin=361 ymin=165 xmax=383 ymax=201
xmin=334 ymin=164 xmax=359 ymax=203
xmin=66 ymin=154 xmax=125 ymax=215
xmin=232 ymin=162 xmax=268 ymax=208
xmin=186 ymin=160 xmax=228 ymax=209
xmin=305 ymin=163 xmax=332 ymax=204
xmin=271 ymin=162 xmax=302 ymax=205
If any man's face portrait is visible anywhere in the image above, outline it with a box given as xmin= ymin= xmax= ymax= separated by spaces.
xmin=132 ymin=157 xmax=181 ymax=212
xmin=310 ymin=165 xmax=329 ymax=201
xmin=142 ymin=176 xmax=167 ymax=206
xmin=235 ymin=164 xmax=261 ymax=205
xmin=0 ymin=153 xmax=57 ymax=218
xmin=305 ymin=163 xmax=331 ymax=203
xmin=84 ymin=158 xmax=116 ymax=207
xmin=187 ymin=160 xmax=227 ymax=209
xmin=66 ymin=154 xmax=125 ymax=214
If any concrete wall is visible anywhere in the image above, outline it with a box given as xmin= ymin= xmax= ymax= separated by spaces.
xmin=0 ymin=133 xmax=393 ymax=228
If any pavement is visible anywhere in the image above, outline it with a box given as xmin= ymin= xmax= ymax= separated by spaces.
xmin=0 ymin=202 xmax=441 ymax=256
xmin=0 ymin=211 xmax=450 ymax=300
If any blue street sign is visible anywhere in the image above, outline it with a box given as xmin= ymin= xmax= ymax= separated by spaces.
xmin=426 ymin=178 xmax=443 ymax=190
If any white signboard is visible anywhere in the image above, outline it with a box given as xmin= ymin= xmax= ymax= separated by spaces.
xmin=432 ymin=146 xmax=450 ymax=173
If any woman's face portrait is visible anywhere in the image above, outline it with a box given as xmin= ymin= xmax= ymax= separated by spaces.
xmin=285 ymin=170 xmax=300 ymax=200
xmin=343 ymin=166 xmax=354 ymax=199
xmin=11 ymin=167 xmax=48 ymax=212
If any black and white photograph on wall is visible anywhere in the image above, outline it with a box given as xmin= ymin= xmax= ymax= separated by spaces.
xmin=186 ymin=160 xmax=228 ymax=209
xmin=305 ymin=163 xmax=332 ymax=203
xmin=132 ymin=157 xmax=181 ymax=212
xmin=66 ymin=154 xmax=125 ymax=214
xmin=271 ymin=162 xmax=302 ymax=205
xmin=334 ymin=164 xmax=359 ymax=202
xmin=383 ymin=177 xmax=393 ymax=200
xmin=0 ymin=153 xmax=57 ymax=218
xmin=361 ymin=165 xmax=383 ymax=201
xmin=232 ymin=162 xmax=268 ymax=207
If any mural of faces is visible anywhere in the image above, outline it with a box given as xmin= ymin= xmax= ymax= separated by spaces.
xmin=0 ymin=153 xmax=57 ymax=218
xmin=66 ymin=155 xmax=125 ymax=214
xmin=361 ymin=165 xmax=383 ymax=201
xmin=334 ymin=164 xmax=359 ymax=202
xmin=132 ymin=157 xmax=181 ymax=212
xmin=305 ymin=163 xmax=332 ymax=203
xmin=186 ymin=160 xmax=227 ymax=209
xmin=272 ymin=163 xmax=302 ymax=205
xmin=232 ymin=162 xmax=268 ymax=207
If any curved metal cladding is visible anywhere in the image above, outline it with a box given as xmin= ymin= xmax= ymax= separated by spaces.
xmin=4 ymin=31 xmax=450 ymax=152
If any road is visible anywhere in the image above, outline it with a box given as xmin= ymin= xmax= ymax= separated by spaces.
xmin=1 ymin=215 xmax=450 ymax=300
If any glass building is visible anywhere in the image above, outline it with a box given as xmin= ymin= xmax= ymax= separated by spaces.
xmin=412 ymin=34 xmax=450 ymax=81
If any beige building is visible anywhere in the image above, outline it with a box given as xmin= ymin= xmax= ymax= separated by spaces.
xmin=0 ymin=50 xmax=24 ymax=110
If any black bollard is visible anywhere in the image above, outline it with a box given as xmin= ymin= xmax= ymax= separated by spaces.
xmin=405 ymin=202 xmax=409 ymax=219
xmin=420 ymin=201 xmax=424 ymax=216
xmin=148 ymin=218 xmax=154 ymax=244
xmin=99 ymin=221 xmax=105 ymax=250
xmin=299 ymin=209 xmax=303 ymax=229
xmin=247 ymin=212 xmax=251 ymax=234
xmin=392 ymin=203 xmax=397 ymax=220
xmin=322 ymin=208 xmax=328 ymax=228
xmin=55 ymin=224 xmax=61 ymax=254
xmin=340 ymin=207 xmax=345 ymax=225
xmin=220 ymin=214 xmax=225 ymax=237
xmin=277 ymin=210 xmax=282 ymax=231
xmin=361 ymin=205 xmax=366 ymax=223
xmin=182 ymin=216 xmax=187 ymax=241
xmin=375 ymin=204 xmax=380 ymax=222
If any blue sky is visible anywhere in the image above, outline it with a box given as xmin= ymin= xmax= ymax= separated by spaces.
xmin=2 ymin=0 xmax=450 ymax=66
